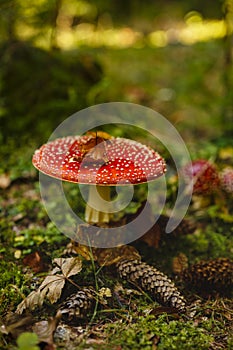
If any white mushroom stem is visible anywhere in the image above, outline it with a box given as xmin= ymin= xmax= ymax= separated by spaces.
xmin=85 ymin=185 xmax=112 ymax=224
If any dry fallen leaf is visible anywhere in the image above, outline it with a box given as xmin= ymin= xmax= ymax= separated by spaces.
xmin=16 ymin=257 xmax=82 ymax=314
xmin=75 ymin=223 xmax=131 ymax=254
xmin=72 ymin=239 xmax=140 ymax=266
xmin=32 ymin=311 xmax=61 ymax=350
xmin=96 ymin=245 xmax=140 ymax=266
xmin=39 ymin=274 xmax=66 ymax=304
xmin=23 ymin=251 xmax=48 ymax=273
xmin=71 ymin=242 xmax=96 ymax=261
xmin=53 ymin=257 xmax=82 ymax=278
xmin=16 ymin=287 xmax=49 ymax=313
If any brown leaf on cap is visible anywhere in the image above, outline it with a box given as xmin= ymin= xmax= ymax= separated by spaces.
xmin=74 ymin=131 xmax=112 ymax=162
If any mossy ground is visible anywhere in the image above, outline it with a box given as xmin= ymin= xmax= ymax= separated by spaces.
xmin=1 ymin=42 xmax=233 ymax=349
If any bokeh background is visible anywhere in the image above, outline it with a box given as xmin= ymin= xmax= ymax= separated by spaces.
xmin=0 ymin=0 xmax=233 ymax=178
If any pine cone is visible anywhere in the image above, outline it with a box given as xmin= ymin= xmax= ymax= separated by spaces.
xmin=158 ymin=215 xmax=196 ymax=236
xmin=60 ymin=288 xmax=95 ymax=323
xmin=117 ymin=259 xmax=186 ymax=313
xmin=181 ymin=258 xmax=233 ymax=293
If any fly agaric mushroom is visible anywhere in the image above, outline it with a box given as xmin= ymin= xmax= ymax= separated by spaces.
xmin=32 ymin=135 xmax=189 ymax=313
xmin=32 ymin=132 xmax=166 ymax=226
xmin=182 ymin=159 xmax=220 ymax=195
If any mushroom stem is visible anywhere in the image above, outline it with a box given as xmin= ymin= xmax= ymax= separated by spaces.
xmin=85 ymin=185 xmax=112 ymax=224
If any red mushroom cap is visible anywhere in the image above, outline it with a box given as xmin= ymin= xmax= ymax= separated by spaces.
xmin=220 ymin=167 xmax=233 ymax=194
xmin=182 ymin=159 xmax=220 ymax=194
xmin=32 ymin=135 xmax=166 ymax=185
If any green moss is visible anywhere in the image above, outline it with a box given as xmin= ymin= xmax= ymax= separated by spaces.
xmin=99 ymin=315 xmax=214 ymax=350
xmin=185 ymin=226 xmax=233 ymax=262
xmin=13 ymin=222 xmax=69 ymax=256
xmin=227 ymin=336 xmax=233 ymax=350
xmin=0 ymin=261 xmax=28 ymax=314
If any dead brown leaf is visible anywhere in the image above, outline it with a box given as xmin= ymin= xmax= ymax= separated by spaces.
xmin=71 ymin=242 xmax=96 ymax=261
xmin=16 ymin=287 xmax=48 ymax=313
xmin=40 ymin=274 xmax=66 ymax=304
xmin=23 ymin=251 xmax=48 ymax=273
xmin=16 ymin=257 xmax=82 ymax=313
xmin=72 ymin=239 xmax=140 ymax=266
xmin=53 ymin=257 xmax=82 ymax=278
xmin=96 ymin=245 xmax=140 ymax=266
xmin=32 ymin=311 xmax=61 ymax=350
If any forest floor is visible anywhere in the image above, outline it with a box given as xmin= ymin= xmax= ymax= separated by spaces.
xmin=0 ymin=41 xmax=233 ymax=349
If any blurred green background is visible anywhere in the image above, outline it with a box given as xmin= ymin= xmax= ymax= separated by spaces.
xmin=0 ymin=0 xmax=233 ymax=180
